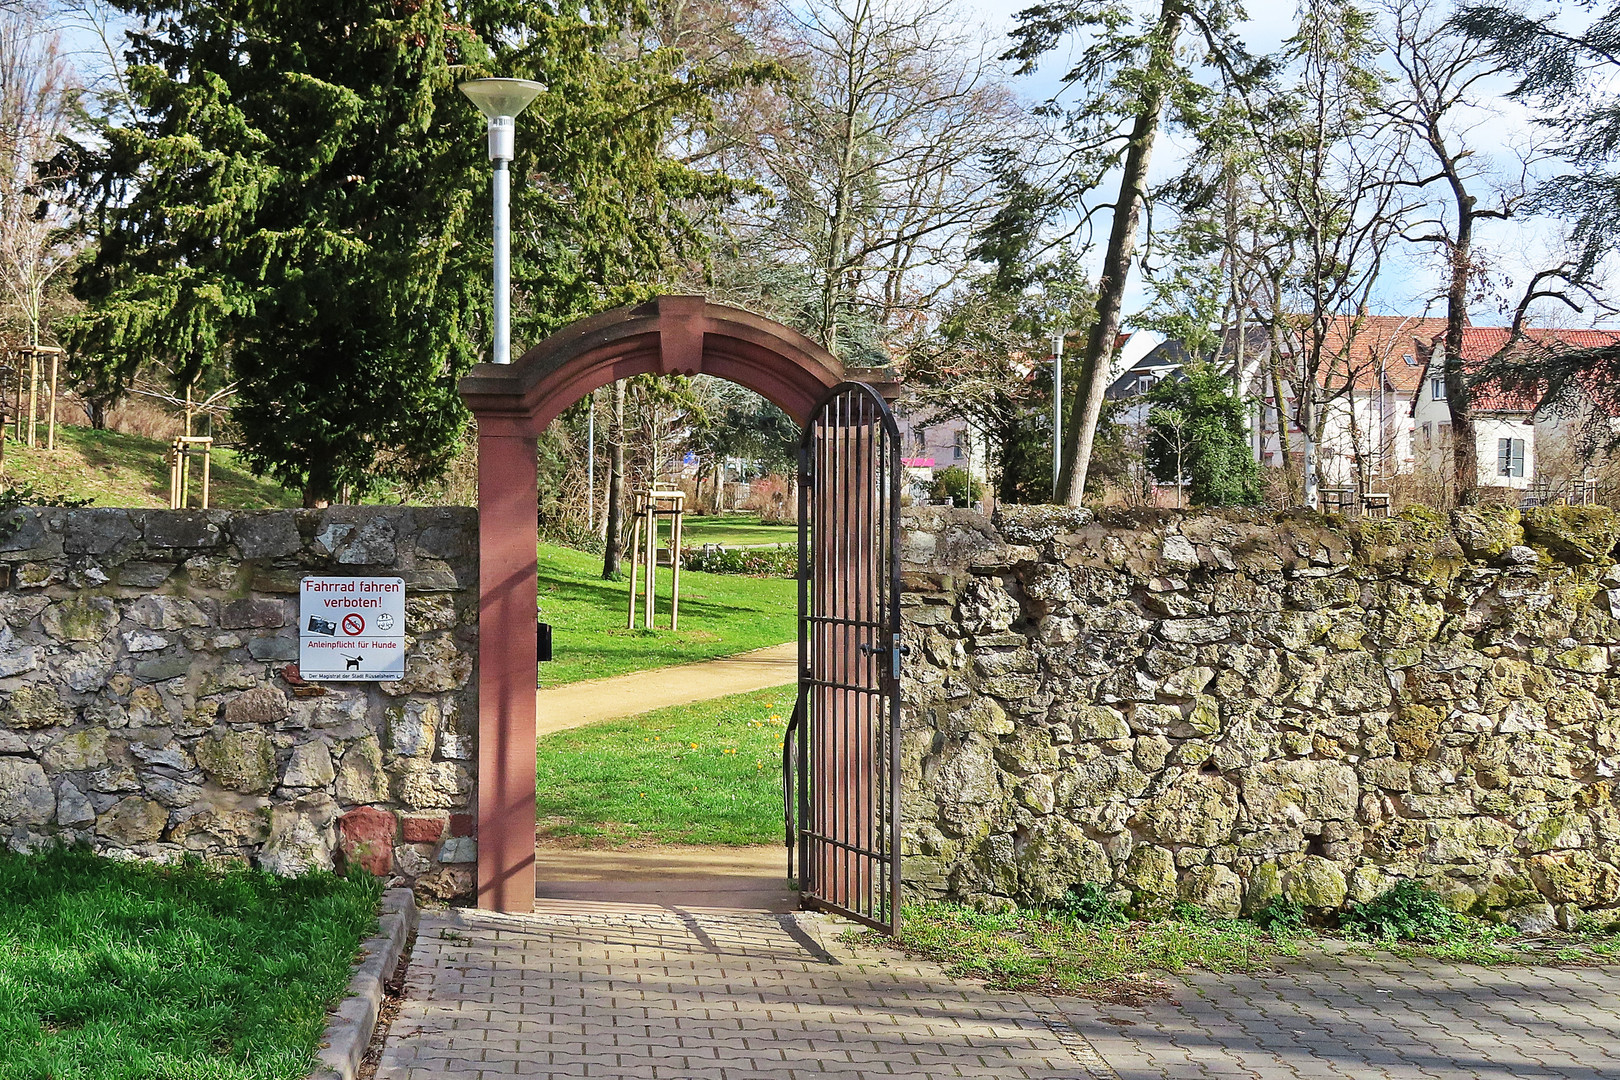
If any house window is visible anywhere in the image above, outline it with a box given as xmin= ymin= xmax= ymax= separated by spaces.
xmin=1135 ymin=374 xmax=1157 ymax=395
xmin=1498 ymin=437 xmax=1526 ymax=478
xmin=1421 ymin=422 xmax=1432 ymax=448
xmin=1431 ymin=374 xmax=1447 ymax=400
xmin=1438 ymin=423 xmax=1451 ymax=445
xmin=954 ymin=430 xmax=968 ymax=461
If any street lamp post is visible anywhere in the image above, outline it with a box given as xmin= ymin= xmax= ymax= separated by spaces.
xmin=459 ymin=78 xmax=545 ymax=366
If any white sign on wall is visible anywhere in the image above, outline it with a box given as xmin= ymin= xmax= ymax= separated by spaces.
xmin=299 ymin=577 xmax=406 ymax=681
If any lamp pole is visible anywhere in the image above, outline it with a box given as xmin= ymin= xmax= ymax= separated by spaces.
xmin=459 ymin=78 xmax=546 ymax=365
xmin=1052 ymin=331 xmax=1063 ymax=502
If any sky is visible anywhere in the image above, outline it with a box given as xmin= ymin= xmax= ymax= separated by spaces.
xmin=953 ymin=0 xmax=1604 ymax=347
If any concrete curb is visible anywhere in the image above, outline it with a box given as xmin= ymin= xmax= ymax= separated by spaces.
xmin=309 ymin=887 xmax=418 ymax=1080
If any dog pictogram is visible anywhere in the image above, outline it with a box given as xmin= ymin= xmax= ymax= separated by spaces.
xmin=345 ymin=654 xmax=363 ymax=671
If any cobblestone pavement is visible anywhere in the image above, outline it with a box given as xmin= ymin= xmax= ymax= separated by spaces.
xmin=1061 ymin=946 xmax=1620 ymax=1080
xmin=374 ymin=904 xmax=1620 ymax=1080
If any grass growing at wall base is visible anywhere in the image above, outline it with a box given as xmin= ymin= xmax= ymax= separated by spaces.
xmin=869 ymin=901 xmax=1298 ymax=1003
xmin=0 ymin=845 xmax=380 ymax=1080
xmin=536 ymin=684 xmax=794 ymax=845
xmin=538 ymin=541 xmax=796 ymax=685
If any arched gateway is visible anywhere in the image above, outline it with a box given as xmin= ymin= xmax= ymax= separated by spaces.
xmin=461 ymin=296 xmax=905 ymax=931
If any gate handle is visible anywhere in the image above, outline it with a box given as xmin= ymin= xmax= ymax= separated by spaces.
xmin=859 ymin=641 xmax=911 ymax=678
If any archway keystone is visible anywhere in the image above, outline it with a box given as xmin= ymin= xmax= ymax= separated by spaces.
xmin=459 ymin=296 xmax=853 ymax=912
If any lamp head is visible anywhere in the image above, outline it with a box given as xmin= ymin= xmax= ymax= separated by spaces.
xmin=458 ymin=78 xmax=545 ymax=161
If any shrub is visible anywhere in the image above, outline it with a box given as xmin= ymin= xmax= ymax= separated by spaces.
xmin=1053 ymin=883 xmax=1127 ymax=925
xmin=930 ymin=465 xmax=984 ymax=506
xmin=682 ymin=544 xmax=797 ymax=577
xmin=1338 ymin=880 xmax=1465 ymax=942
xmin=1251 ymin=897 xmax=1307 ymax=933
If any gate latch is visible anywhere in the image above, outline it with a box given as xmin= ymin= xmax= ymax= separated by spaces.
xmin=860 ymin=641 xmax=913 ymax=680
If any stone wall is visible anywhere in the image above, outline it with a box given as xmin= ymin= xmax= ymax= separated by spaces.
xmin=899 ymin=504 xmax=1620 ymax=929
xmin=0 ymin=507 xmax=478 ymax=901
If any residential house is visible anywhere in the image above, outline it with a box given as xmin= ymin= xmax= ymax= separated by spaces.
xmin=1410 ymin=327 xmax=1620 ymax=493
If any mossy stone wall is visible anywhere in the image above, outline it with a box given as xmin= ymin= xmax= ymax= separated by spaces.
xmin=899 ymin=503 xmax=1620 ymax=929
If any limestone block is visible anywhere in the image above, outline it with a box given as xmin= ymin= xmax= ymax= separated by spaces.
xmin=122 ymin=630 xmax=169 ymax=653
xmin=3 ymin=684 xmax=74 ymax=728
xmin=223 ymin=685 xmax=289 ymax=725
xmin=41 ymin=729 xmax=109 ymax=773
xmin=0 ymin=758 xmax=55 ymax=824
xmin=64 ymin=508 xmax=137 ymax=555
xmin=1122 ymin=845 xmax=1177 ymax=907
xmin=168 ymin=797 xmax=271 ymax=850
xmin=1241 ymin=760 xmax=1359 ymax=825
xmin=97 ymin=796 xmax=168 ymax=842
xmin=54 ymin=779 xmax=95 ymax=826
xmin=230 ymin=514 xmax=303 ymax=559
xmin=0 ymin=627 xmax=37 ymax=677
xmin=281 ymin=741 xmax=335 ymax=788
xmin=195 ymin=728 xmax=277 ymax=793
xmin=129 ymin=740 xmax=194 ymax=771
xmin=386 ymin=699 xmax=438 ymax=758
xmin=335 ymin=736 xmax=390 ymax=804
xmin=380 ymin=635 xmax=472 ymax=695
xmin=1284 ymin=855 xmax=1347 ymax=909
xmin=258 ymin=795 xmax=338 ymax=876
xmin=1179 ymin=864 xmax=1243 ymax=918
xmin=130 ymin=596 xmax=211 ymax=631
xmin=1132 ymin=772 xmax=1239 ymax=848
xmin=390 ymin=760 xmax=472 ymax=810
xmin=439 ymin=837 xmax=477 ymax=864
xmin=41 ymin=596 xmax=118 ymax=641
xmin=220 ymin=598 xmax=288 ymax=630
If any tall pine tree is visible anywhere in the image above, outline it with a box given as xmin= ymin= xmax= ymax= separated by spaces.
xmin=66 ymin=0 xmax=745 ymax=505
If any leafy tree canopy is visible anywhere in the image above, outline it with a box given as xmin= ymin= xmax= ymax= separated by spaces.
xmin=64 ymin=0 xmax=751 ymax=504
xmin=1143 ymin=362 xmax=1261 ymax=506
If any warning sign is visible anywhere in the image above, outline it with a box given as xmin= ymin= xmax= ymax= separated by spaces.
xmin=298 ymin=577 xmax=406 ymax=681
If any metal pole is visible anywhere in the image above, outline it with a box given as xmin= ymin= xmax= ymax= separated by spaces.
xmin=587 ymin=396 xmax=595 ymax=530
xmin=492 ymin=157 xmax=511 ymax=365
xmin=46 ymin=351 xmax=58 ymax=451
xmin=1052 ymin=333 xmax=1063 ymax=501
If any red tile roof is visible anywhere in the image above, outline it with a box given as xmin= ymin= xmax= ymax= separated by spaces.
xmin=1314 ymin=315 xmax=1451 ymax=395
xmin=1413 ymin=326 xmax=1620 ymax=413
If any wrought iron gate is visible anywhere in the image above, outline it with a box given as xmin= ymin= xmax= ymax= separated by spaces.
xmin=783 ymin=382 xmax=903 ymax=933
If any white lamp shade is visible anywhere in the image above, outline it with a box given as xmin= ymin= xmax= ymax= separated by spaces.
xmin=458 ymin=78 xmax=545 ymax=120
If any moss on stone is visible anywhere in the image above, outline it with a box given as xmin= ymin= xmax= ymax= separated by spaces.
xmin=1450 ymin=505 xmax=1524 ymax=559
xmin=1390 ymin=703 xmax=1442 ymax=761
xmin=1522 ymin=505 xmax=1620 ymax=563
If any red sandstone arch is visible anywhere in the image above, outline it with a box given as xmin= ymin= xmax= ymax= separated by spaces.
xmin=459 ymin=296 xmax=850 ymax=912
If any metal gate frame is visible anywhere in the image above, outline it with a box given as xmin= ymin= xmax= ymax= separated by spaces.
xmin=783 ymin=381 xmax=903 ymax=934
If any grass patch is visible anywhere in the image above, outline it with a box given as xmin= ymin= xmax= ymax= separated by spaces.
xmin=535 ymin=683 xmax=793 ymax=845
xmin=2 ymin=424 xmax=298 ymax=509
xmin=870 ymin=900 xmax=1297 ymax=1003
xmin=672 ymin=513 xmax=797 ymax=548
xmin=538 ymin=541 xmax=795 ymax=685
xmin=0 ymin=845 xmax=380 ymax=1080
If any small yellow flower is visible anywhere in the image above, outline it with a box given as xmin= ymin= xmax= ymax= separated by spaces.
xmin=690 ymin=742 xmax=699 ymax=750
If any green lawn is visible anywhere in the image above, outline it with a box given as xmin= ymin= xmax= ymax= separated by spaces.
xmin=538 ymin=541 xmax=795 ymax=685
xmin=670 ymin=513 xmax=797 ymax=548
xmin=3 ymin=424 xmax=298 ymax=509
xmin=536 ymin=684 xmax=795 ymax=845
xmin=0 ymin=846 xmax=380 ymax=1080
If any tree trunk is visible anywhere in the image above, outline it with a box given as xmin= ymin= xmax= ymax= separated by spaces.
xmin=1057 ymin=0 xmax=1183 ymax=506
xmin=602 ymin=380 xmax=626 ymax=578
xmin=1445 ymin=194 xmax=1479 ymax=504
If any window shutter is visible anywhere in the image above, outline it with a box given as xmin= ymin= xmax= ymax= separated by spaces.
xmin=1498 ymin=439 xmax=1511 ymax=476
xmin=1513 ymin=439 xmax=1525 ymax=478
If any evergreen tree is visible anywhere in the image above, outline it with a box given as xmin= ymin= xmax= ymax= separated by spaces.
xmin=1143 ymin=364 xmax=1261 ymax=506
xmin=64 ymin=0 xmax=745 ymax=505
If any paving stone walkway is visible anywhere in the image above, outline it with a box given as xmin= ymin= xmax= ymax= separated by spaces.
xmin=374 ymin=904 xmax=1620 ymax=1080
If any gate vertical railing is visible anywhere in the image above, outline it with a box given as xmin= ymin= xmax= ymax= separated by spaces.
xmin=785 ymin=382 xmax=902 ymax=933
